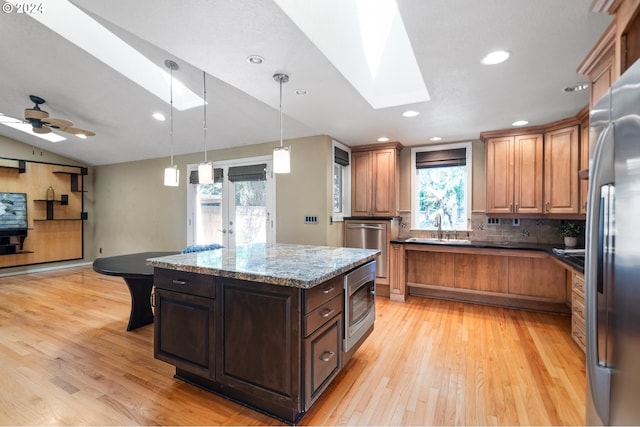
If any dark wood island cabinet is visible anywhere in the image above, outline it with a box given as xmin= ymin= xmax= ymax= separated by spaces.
xmin=147 ymin=244 xmax=378 ymax=424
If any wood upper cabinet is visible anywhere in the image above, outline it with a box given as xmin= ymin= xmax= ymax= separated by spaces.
xmin=544 ymin=125 xmax=580 ymax=214
xmin=351 ymin=142 xmax=402 ymax=217
xmin=578 ymin=23 xmax=616 ymax=110
xmin=486 ymin=134 xmax=543 ymax=214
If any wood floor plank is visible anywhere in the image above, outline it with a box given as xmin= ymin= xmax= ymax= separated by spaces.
xmin=0 ymin=266 xmax=585 ymax=425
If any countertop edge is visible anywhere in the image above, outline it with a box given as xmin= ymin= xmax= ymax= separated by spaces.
xmin=146 ymin=252 xmax=379 ymax=289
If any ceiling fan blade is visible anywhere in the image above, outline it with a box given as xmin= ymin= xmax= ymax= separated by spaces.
xmin=42 ymin=117 xmax=74 ymax=130
xmin=64 ymin=126 xmax=95 ymax=137
xmin=32 ymin=126 xmax=51 ymax=134
xmin=24 ymin=107 xmax=49 ymax=120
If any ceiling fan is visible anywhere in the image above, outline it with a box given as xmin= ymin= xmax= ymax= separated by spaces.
xmin=24 ymin=95 xmax=95 ymax=137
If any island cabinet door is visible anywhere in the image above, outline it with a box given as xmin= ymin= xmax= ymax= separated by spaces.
xmin=215 ymin=277 xmax=304 ymax=422
xmin=154 ymin=288 xmax=216 ymax=380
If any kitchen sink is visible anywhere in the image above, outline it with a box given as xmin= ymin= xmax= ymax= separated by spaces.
xmin=405 ymin=237 xmax=472 ymax=245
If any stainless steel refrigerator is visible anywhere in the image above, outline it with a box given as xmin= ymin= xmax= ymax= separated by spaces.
xmin=586 ymin=57 xmax=640 ymax=425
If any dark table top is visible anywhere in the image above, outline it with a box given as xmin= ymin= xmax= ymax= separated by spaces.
xmin=93 ymin=252 xmax=178 ymax=279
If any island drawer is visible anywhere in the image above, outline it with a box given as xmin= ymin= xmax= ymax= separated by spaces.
xmin=304 ymin=294 xmax=342 ymax=336
xmin=154 ymin=268 xmax=215 ymax=298
xmin=306 ymin=275 xmax=343 ymax=313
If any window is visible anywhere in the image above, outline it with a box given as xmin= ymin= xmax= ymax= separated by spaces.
xmin=411 ymin=143 xmax=472 ymax=230
xmin=332 ymin=141 xmax=351 ymax=221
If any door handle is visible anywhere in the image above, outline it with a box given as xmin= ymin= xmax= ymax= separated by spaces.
xmin=320 ymin=351 xmax=335 ymax=362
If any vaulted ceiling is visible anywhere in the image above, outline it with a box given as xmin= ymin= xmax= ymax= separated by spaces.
xmin=0 ymin=0 xmax=612 ymax=166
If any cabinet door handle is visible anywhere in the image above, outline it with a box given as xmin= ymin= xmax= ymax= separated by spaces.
xmin=509 ymin=203 xmax=513 ymax=212
xmin=321 ymin=286 xmax=335 ymax=294
xmin=515 ymin=203 xmax=519 ymax=212
xmin=545 ymin=202 xmax=550 ymax=212
xmin=172 ymin=279 xmax=188 ymax=285
xmin=151 ymin=291 xmax=156 ymax=308
xmin=320 ymin=351 xmax=335 ymax=362
xmin=320 ymin=308 xmax=335 ymax=318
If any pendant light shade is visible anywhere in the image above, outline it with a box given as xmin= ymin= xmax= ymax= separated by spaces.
xmin=164 ymin=59 xmax=180 ymax=187
xmin=273 ymin=73 xmax=290 ymax=174
xmin=164 ymin=165 xmax=179 ymax=186
xmin=199 ymin=70 xmax=214 ymax=184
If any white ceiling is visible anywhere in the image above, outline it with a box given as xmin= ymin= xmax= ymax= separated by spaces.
xmin=0 ymin=0 xmax=612 ymax=166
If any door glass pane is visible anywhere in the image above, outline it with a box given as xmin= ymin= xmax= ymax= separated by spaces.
xmin=195 ymin=181 xmax=223 ymax=245
xmin=232 ymin=180 xmax=267 ymax=246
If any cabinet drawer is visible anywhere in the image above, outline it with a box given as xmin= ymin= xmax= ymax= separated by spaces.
xmin=305 ymin=316 xmax=342 ymax=409
xmin=154 ymin=268 xmax=215 ymax=298
xmin=572 ymin=316 xmax=586 ymax=352
xmin=304 ymin=294 xmax=342 ymax=337
xmin=306 ymin=275 xmax=343 ymax=313
xmin=572 ymin=292 xmax=585 ymax=322
xmin=572 ymin=273 xmax=585 ymax=297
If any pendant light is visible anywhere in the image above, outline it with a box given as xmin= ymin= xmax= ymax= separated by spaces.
xmin=198 ymin=71 xmax=214 ymax=184
xmin=163 ymin=59 xmax=180 ymax=187
xmin=273 ymin=73 xmax=290 ymax=174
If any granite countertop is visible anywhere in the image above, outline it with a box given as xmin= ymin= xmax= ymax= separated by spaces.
xmin=146 ymin=243 xmax=380 ymax=289
xmin=391 ymin=237 xmax=584 ymax=272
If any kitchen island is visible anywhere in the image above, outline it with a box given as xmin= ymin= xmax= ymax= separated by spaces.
xmin=146 ymin=243 xmax=379 ymax=424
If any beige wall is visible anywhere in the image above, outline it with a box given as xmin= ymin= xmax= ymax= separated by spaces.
xmin=93 ymin=135 xmax=342 ymax=257
xmin=398 ymin=139 xmax=486 ymax=215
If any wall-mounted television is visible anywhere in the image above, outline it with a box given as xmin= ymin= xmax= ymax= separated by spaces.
xmin=0 ymin=192 xmax=28 ymax=238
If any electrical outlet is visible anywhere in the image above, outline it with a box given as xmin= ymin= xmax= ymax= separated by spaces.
xmin=304 ymin=215 xmax=318 ymax=224
xmin=487 ymin=217 xmax=501 ymax=225
xmin=512 ymin=218 xmax=520 ymax=226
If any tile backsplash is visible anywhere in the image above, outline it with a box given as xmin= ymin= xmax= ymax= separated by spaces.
xmin=398 ymin=211 xmax=585 ymax=246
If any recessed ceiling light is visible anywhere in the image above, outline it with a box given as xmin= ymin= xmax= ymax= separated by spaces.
xmin=512 ymin=120 xmax=529 ymax=127
xmin=563 ymin=83 xmax=589 ymax=92
xmin=295 ymin=89 xmax=307 ymax=95
xmin=378 ymin=137 xmax=389 ymax=142
xmin=247 ymin=55 xmax=264 ymax=65
xmin=152 ymin=112 xmax=166 ymax=121
xmin=430 ymin=136 xmax=442 ymax=142
xmin=481 ymin=50 xmax=511 ymax=65
xmin=402 ymin=110 xmax=420 ymax=118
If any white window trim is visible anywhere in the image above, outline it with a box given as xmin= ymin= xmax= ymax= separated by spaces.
xmin=410 ymin=142 xmax=472 ymax=231
xmin=332 ymin=140 xmax=351 ymax=222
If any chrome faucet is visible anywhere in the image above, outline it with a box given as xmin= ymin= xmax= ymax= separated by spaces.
xmin=434 ymin=213 xmax=442 ymax=240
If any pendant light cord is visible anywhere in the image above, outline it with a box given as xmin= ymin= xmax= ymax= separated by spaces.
xmin=203 ymin=71 xmax=208 ymax=162
xmin=169 ymin=65 xmax=174 ymax=166
xmin=279 ymin=77 xmax=283 ymax=148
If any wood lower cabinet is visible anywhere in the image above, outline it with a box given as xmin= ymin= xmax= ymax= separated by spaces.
xmin=154 ymin=288 xmax=216 ymax=379
xmin=351 ymin=142 xmax=402 ymax=217
xmin=153 ymin=269 xmax=346 ymax=424
xmin=402 ymin=246 xmax=568 ymax=313
xmin=570 ymin=270 xmax=586 ymax=352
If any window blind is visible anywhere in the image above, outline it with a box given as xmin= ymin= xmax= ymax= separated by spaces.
xmin=415 ymin=148 xmax=466 ymax=169
xmin=334 ymin=146 xmax=350 ymax=166
xmin=228 ymin=164 xmax=267 ymax=182
xmin=189 ymin=168 xmax=223 ymax=184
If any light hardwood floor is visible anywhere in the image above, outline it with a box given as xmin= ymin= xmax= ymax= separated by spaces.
xmin=0 ymin=266 xmax=585 ymax=426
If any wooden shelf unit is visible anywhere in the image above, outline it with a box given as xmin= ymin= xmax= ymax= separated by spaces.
xmin=0 ymin=158 xmax=87 ymax=268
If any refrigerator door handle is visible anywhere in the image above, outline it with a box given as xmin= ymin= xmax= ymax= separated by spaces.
xmin=585 ymin=122 xmax=614 ymax=425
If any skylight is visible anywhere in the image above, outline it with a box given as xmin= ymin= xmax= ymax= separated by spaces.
xmin=24 ymin=0 xmax=202 ymax=111
xmin=0 ymin=115 xmax=66 ymax=142
xmin=274 ymin=0 xmax=429 ymax=109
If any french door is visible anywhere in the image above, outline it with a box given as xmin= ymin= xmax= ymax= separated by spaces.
xmin=187 ymin=157 xmax=275 ymax=249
